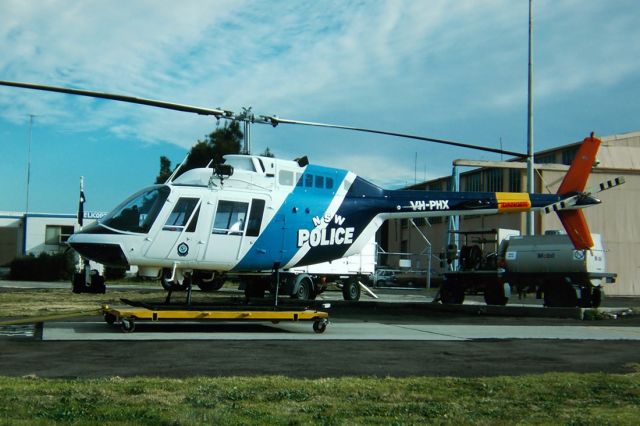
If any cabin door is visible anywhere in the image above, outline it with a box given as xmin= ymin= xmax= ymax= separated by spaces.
xmin=144 ymin=197 xmax=204 ymax=261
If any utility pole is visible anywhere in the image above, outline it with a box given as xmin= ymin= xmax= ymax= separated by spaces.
xmin=23 ymin=114 xmax=36 ymax=256
xmin=25 ymin=114 xmax=35 ymax=214
xmin=525 ymin=0 xmax=535 ymax=235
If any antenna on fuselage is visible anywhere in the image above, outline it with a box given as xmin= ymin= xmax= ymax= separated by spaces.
xmin=165 ymin=153 xmax=190 ymax=184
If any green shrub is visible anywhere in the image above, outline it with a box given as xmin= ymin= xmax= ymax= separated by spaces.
xmin=9 ymin=251 xmax=76 ymax=281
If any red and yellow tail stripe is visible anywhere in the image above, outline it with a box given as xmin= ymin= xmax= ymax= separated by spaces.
xmin=496 ymin=192 xmax=531 ymax=212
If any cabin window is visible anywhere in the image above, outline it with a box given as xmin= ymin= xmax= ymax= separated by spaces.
xmin=315 ymin=175 xmax=324 ymax=188
xmin=102 ymin=186 xmax=170 ymax=233
xmin=163 ymin=198 xmax=199 ymax=231
xmin=213 ymin=201 xmax=249 ymax=235
xmin=186 ymin=206 xmax=200 ymax=232
xmin=279 ymin=170 xmax=294 ymax=186
xmin=246 ymin=199 xmax=266 ymax=237
xmin=229 ymin=157 xmax=256 ymax=172
xmin=304 ymin=174 xmax=314 ymax=187
xmin=326 ymin=177 xmax=334 ymax=189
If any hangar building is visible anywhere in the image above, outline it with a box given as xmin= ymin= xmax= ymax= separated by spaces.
xmin=0 ymin=212 xmax=102 ymax=268
xmin=381 ymin=131 xmax=640 ymax=296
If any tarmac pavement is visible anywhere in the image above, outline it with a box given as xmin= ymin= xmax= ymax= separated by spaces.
xmin=1 ymin=279 xmax=640 ymax=378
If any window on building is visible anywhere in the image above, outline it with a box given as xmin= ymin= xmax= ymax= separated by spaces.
xmin=485 ymin=169 xmax=503 ymax=192
xmin=465 ymin=172 xmax=482 ymax=192
xmin=213 ymin=201 xmax=249 ymax=235
xmin=536 ymin=153 xmax=556 ymax=164
xmin=428 ymin=181 xmax=442 ymax=191
xmin=508 ymin=169 xmax=522 ymax=192
xmin=561 ymin=147 xmax=579 ymax=165
xmin=45 ymin=225 xmax=75 ymax=245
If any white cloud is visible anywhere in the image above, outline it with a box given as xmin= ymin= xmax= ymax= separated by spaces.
xmin=0 ymin=0 xmax=638 ymax=154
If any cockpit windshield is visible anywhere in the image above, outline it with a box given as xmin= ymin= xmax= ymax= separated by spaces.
xmin=101 ymin=186 xmax=170 ymax=233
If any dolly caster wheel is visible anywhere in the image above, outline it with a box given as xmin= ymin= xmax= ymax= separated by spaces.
xmin=104 ymin=312 xmax=117 ymax=325
xmin=313 ymin=319 xmax=328 ymax=334
xmin=120 ymin=317 xmax=136 ymax=333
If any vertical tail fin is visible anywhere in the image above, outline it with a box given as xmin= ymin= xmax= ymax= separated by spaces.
xmin=557 ymin=133 xmax=601 ymax=194
xmin=557 ymin=210 xmax=593 ymax=249
xmin=555 ymin=133 xmax=601 ymax=249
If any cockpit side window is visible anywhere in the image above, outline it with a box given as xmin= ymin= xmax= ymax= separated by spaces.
xmin=213 ymin=200 xmax=249 ymax=235
xmin=246 ymin=199 xmax=266 ymax=237
xmin=163 ymin=198 xmax=199 ymax=232
xmin=101 ymin=186 xmax=170 ymax=233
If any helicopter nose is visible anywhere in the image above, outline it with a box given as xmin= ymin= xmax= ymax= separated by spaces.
xmin=67 ymin=239 xmax=129 ymax=267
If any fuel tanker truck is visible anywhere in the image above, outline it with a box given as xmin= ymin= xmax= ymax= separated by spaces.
xmin=440 ymin=230 xmax=616 ymax=308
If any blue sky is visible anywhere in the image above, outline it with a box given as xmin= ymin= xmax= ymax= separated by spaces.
xmin=0 ymin=0 xmax=638 ymax=214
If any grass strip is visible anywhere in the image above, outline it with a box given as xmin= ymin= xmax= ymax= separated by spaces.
xmin=0 ymin=373 xmax=638 ymax=425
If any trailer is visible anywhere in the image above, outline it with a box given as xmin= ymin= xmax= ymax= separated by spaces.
xmin=281 ymin=236 xmax=377 ymax=301
xmin=198 ymin=237 xmax=377 ymax=301
xmin=101 ymin=301 xmax=330 ymax=334
xmin=440 ymin=230 xmax=616 ymax=308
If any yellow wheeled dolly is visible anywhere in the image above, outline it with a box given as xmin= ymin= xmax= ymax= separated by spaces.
xmin=101 ymin=303 xmax=330 ymax=334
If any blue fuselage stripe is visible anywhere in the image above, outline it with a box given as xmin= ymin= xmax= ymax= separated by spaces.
xmin=232 ymin=165 xmax=348 ymax=271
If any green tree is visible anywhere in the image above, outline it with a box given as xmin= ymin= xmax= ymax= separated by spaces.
xmin=155 ymin=121 xmax=244 ymax=182
xmin=155 ymin=156 xmax=173 ymax=184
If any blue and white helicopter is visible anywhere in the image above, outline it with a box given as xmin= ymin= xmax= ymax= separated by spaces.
xmin=0 ymin=81 xmax=618 ymax=302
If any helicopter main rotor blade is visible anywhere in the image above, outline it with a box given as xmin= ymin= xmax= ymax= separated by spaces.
xmin=265 ymin=116 xmax=526 ymax=157
xmin=0 ymin=80 xmax=232 ymax=118
xmin=0 ymin=80 xmax=526 ymax=157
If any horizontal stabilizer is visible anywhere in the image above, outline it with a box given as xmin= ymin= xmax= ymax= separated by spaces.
xmin=592 ymin=176 xmax=625 ymax=193
xmin=543 ymin=177 xmax=624 ymax=215
xmin=558 ymin=209 xmax=593 ymax=250
xmin=543 ymin=196 xmax=579 ymax=214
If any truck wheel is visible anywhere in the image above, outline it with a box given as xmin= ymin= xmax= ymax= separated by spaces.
xmin=544 ymin=283 xmax=578 ymax=308
xmin=194 ymin=271 xmax=225 ymax=292
xmin=245 ymin=282 xmax=266 ymax=298
xmin=440 ymin=282 xmax=465 ymax=304
xmin=591 ymin=287 xmax=602 ymax=308
xmin=578 ymin=286 xmax=593 ymax=308
xmin=342 ymin=279 xmax=361 ymax=301
xmin=292 ymin=277 xmax=312 ymax=300
xmin=484 ymin=283 xmax=510 ymax=306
